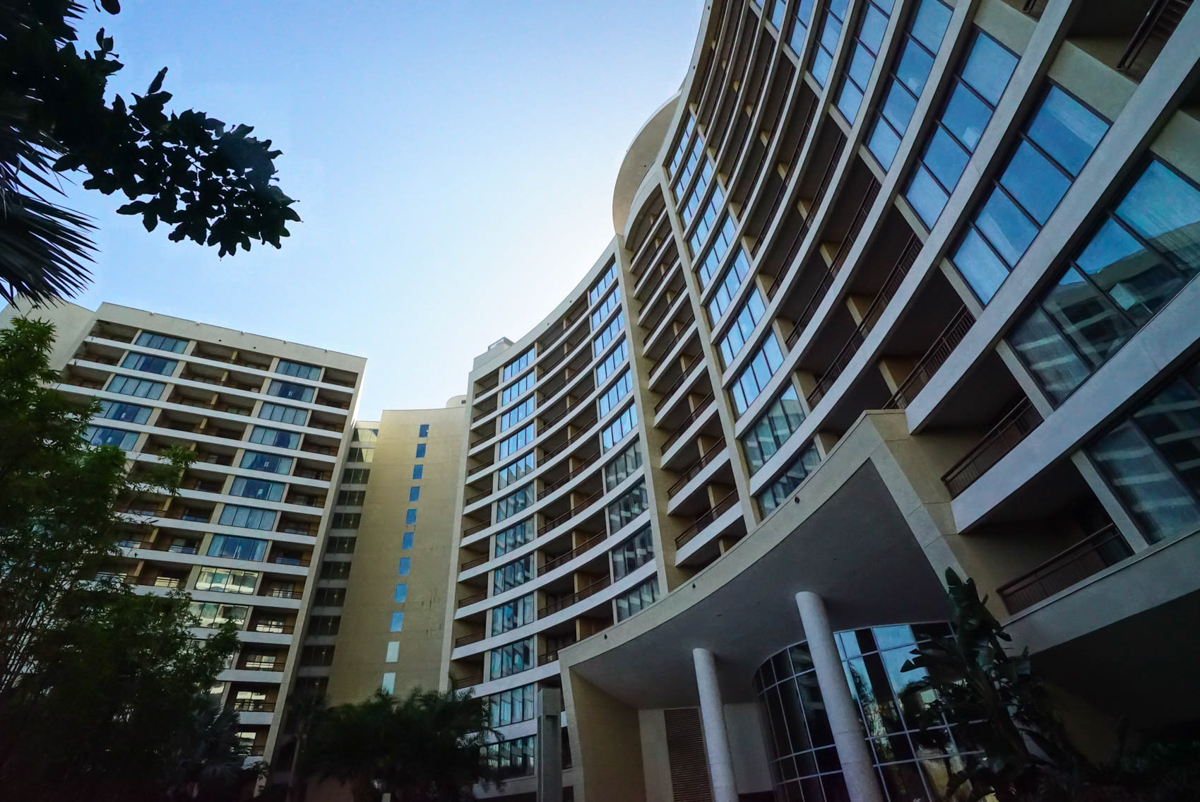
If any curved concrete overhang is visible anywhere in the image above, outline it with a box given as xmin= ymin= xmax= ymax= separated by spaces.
xmin=613 ymin=93 xmax=680 ymax=237
xmin=620 ymin=164 xmax=669 ymax=246
xmin=559 ymin=411 xmax=960 ymax=711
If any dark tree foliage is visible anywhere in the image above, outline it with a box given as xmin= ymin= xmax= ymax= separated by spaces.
xmin=0 ymin=0 xmax=299 ymax=303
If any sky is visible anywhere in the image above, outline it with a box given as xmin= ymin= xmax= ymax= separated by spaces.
xmin=57 ymin=0 xmax=703 ymax=418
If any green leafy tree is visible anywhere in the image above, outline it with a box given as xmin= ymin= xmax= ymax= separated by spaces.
xmin=1 ymin=0 xmax=299 ymax=303
xmin=0 ymin=316 xmax=240 ymax=801
xmin=305 ymin=688 xmax=496 ymax=802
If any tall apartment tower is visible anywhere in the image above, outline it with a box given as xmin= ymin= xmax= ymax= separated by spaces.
xmin=441 ymin=1 xmax=1200 ymax=800
xmin=0 ymin=300 xmax=365 ymax=766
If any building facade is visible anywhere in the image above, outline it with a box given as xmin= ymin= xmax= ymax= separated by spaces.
xmin=440 ymin=0 xmax=1200 ymax=800
xmin=0 ymin=300 xmax=366 ymax=767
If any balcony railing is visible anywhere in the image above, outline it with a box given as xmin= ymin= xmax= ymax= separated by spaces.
xmin=462 ymin=521 xmax=489 ymax=538
xmin=675 ymin=492 xmax=738 ymax=548
xmin=1117 ymin=0 xmax=1191 ymax=73
xmin=668 ymin=440 xmax=727 ymax=498
xmin=538 ymin=576 xmax=611 ymax=618
xmin=458 ymin=591 xmax=487 ymax=608
xmin=653 ymin=355 xmax=701 ymax=414
xmin=539 ymin=450 xmax=601 ymax=499
xmin=766 ymin=138 xmax=843 ymax=299
xmin=942 ymin=398 xmax=1042 ymax=498
xmin=827 ymin=179 xmax=881 ymax=273
xmin=455 ymin=631 xmax=486 ymax=648
xmin=660 ymin=392 xmax=715 ymax=455
xmin=996 ymin=524 xmax=1133 ymax=614
xmin=539 ymin=641 xmax=576 ymax=666
xmin=461 ymin=553 xmax=489 ymax=571
xmin=885 ymin=306 xmax=974 ymax=410
xmin=262 ymin=587 xmax=302 ymax=600
xmin=450 ymin=674 xmax=483 ymax=690
xmin=231 ymin=700 xmax=277 ymax=713
xmin=537 ymin=488 xmax=603 ymax=536
xmin=542 ymin=532 xmax=606 ymax=574
xmin=541 ymin=422 xmax=597 ymax=462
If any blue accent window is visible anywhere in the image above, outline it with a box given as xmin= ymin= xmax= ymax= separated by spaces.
xmin=501 ymin=372 xmax=535 ymax=405
xmin=249 ymin=426 xmax=300 ymax=450
xmin=867 ymin=0 xmax=951 ymax=169
xmin=688 ymin=183 xmax=729 ymax=257
xmin=398 ymin=557 xmax=411 ymax=576
xmin=218 ymin=505 xmax=277 ymax=531
xmin=409 ymin=487 xmax=420 ymax=502
xmin=679 ymin=159 xmax=714 ymax=228
xmin=718 ymin=289 xmax=767 ymax=366
xmin=402 ymin=532 xmax=414 ymax=550
xmin=667 ymin=113 xmax=696 ymax=176
xmin=207 ymin=534 xmax=267 ymax=561
xmin=405 ymin=509 xmax=417 ymax=525
xmin=590 ymin=290 xmax=620 ymax=330
xmin=500 ymin=397 xmax=535 ymax=432
xmin=415 ymin=443 xmax=427 ymax=458
xmin=601 ymin=404 xmax=638 ymax=452
xmin=834 ymin=0 xmax=893 ymax=122
xmin=787 ymin=0 xmax=819 ymax=53
xmin=498 ymin=453 xmax=536 ymax=490
xmin=595 ymin=339 xmax=629 ymax=384
xmin=502 ymin=348 xmax=535 ymax=381
xmin=86 ymin=425 xmax=138 ymax=451
xmin=598 ymin=371 xmax=633 ymax=419
xmin=419 ymin=423 xmax=429 ymax=438
xmin=498 ymin=424 xmax=534 ymax=458
xmin=97 ymin=400 xmax=151 ymax=425
xmin=412 ymin=464 xmax=424 ymax=480
xmin=696 ymin=216 xmax=738 ymax=288
xmin=121 ymin=352 xmax=177 ymax=376
xmin=671 ymin=124 xmax=702 ymax=187
xmin=588 ymin=261 xmax=618 ymax=306
xmin=731 ymin=336 xmax=786 ymax=416
xmin=390 ymin=612 xmax=405 ymax=632
xmin=276 ymin=359 xmax=321 ymax=380
xmin=904 ymin=31 xmax=1018 ymax=228
xmin=493 ymin=555 xmax=533 ymax=593
xmin=135 ymin=331 xmax=187 ymax=353
xmin=706 ymin=249 xmax=751 ymax=323
xmin=240 ymin=451 xmax=293 ymax=475
xmin=394 ymin=583 xmax=408 ymax=603
xmin=268 ymin=380 xmax=314 ymax=403
xmin=259 ymin=402 xmax=307 ymax=426
xmin=811 ymin=0 xmax=849 ymax=87
xmin=495 ymin=485 xmax=534 ymax=524
xmin=107 ymin=375 xmax=165 ymax=400
xmin=592 ymin=310 xmax=625 ymax=357
xmin=230 ymin=477 xmax=285 ymax=502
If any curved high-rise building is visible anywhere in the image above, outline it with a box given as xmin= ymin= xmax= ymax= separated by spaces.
xmin=441 ymin=0 xmax=1200 ymax=799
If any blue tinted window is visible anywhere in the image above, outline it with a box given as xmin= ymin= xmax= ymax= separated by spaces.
xmin=276 ymin=359 xmax=321 ymax=380
xmin=405 ymin=509 xmax=417 ymax=525
xmin=415 ymin=443 xmax=426 ymax=458
xmin=135 ymin=331 xmax=187 ymax=353
xmin=390 ymin=611 xmax=404 ymax=632
xmin=398 ymin=558 xmax=411 ymax=576
xmin=268 ymin=380 xmax=314 ymax=403
xmin=394 ymin=584 xmax=408 ymax=603
xmin=419 ymin=424 xmax=430 ymax=438
xmin=240 ymin=451 xmax=293 ymax=475
xmin=230 ymin=477 xmax=285 ymax=502
xmin=409 ymin=487 xmax=420 ymax=502
xmin=402 ymin=532 xmax=414 ymax=549
xmin=208 ymin=534 xmax=267 ymax=561
xmin=86 ymin=426 xmax=138 ymax=451
xmin=97 ymin=400 xmax=151 ymax=425
xmin=961 ymin=33 xmax=1018 ymax=105
xmin=412 ymin=465 xmax=424 ymax=480
xmin=121 ymin=353 xmax=177 ymax=376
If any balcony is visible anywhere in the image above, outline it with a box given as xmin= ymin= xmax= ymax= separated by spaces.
xmin=457 ymin=590 xmax=487 ymax=608
xmin=660 ymin=392 xmax=715 ymax=455
xmin=942 ymin=398 xmax=1043 ymax=498
xmin=668 ymin=440 xmax=727 ymax=499
xmin=675 ymin=491 xmax=738 ymax=549
xmin=542 ymin=532 xmax=605 ymax=574
xmin=455 ymin=631 xmax=486 ymax=648
xmin=885 ymin=306 xmax=974 ymax=410
xmin=539 ymin=576 xmax=611 ymax=618
xmin=537 ymin=488 xmax=603 ymax=536
xmin=450 ymin=674 xmax=483 ymax=690
xmin=230 ymin=699 xmax=277 ymax=713
xmin=997 ymin=524 xmax=1134 ymax=614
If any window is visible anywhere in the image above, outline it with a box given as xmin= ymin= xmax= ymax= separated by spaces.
xmin=120 ymin=352 xmax=178 ymax=375
xmin=381 ymin=673 xmax=396 ymax=694
xmin=607 ymin=480 xmax=648 ymax=533
xmin=495 ymin=485 xmax=533 ymax=523
xmin=611 ymin=524 xmax=654 ymax=580
xmin=86 ymin=426 xmax=138 ymax=451
xmin=300 ymin=646 xmax=334 ymax=667
xmin=390 ymin=612 xmax=405 ymax=632
xmin=415 ymin=443 xmax=426 ymax=458
xmin=502 ymin=372 xmax=535 ymax=405
xmin=718 ymin=289 xmax=767 ymax=366
xmin=492 ymin=594 xmax=535 ymax=635
xmin=398 ymin=557 xmax=411 ymax=576
xmin=707 ymin=249 xmax=752 ymax=323
xmin=499 ymin=424 xmax=535 ymax=458
xmin=408 ymin=486 xmax=420 ymax=502
xmin=503 ymin=348 xmax=535 ymax=381
xmin=346 ymin=447 xmax=375 ymax=462
xmin=489 ymin=638 xmax=534 ymax=679
xmin=834 ymin=0 xmax=892 ymax=121
xmin=402 ymin=532 xmax=414 ymax=549
xmin=494 ymin=520 xmax=533 ymax=558
xmin=742 ymin=386 xmax=807 ymax=474
xmin=412 ymin=464 xmax=424 ymax=480
xmin=394 ymin=583 xmax=408 ymax=603
xmin=1009 ymin=160 xmax=1199 ymax=404
xmin=343 ymin=468 xmax=371 ymax=484
xmin=337 ymin=490 xmax=366 ymax=506
xmin=904 ymin=31 xmax=1019 ymax=228
xmin=589 ymin=261 xmax=618 ymax=306
xmin=731 ymin=336 xmax=785 ymax=416
xmin=501 ymin=397 xmax=535 ymax=432
xmin=595 ymin=339 xmax=629 ymax=385
xmin=757 ymin=443 xmax=822 ymax=514
xmin=385 ymin=641 xmax=400 ymax=663
xmin=135 ymin=331 xmax=187 ymax=353
xmin=592 ymin=310 xmax=625 ymax=357
xmin=597 ymin=370 xmax=632 ymax=418
xmin=601 ymin=404 xmax=638 ymax=452
xmin=953 ymin=87 xmax=1110 ymax=303
xmin=810 ymin=0 xmax=849 ymax=87
xmin=267 ymin=380 xmax=315 ymax=403
xmin=207 ymin=534 xmax=267 ymax=561
xmin=672 ymin=128 xmax=703 ymax=189
xmin=604 ymin=441 xmax=643 ymax=490
xmin=96 ymin=400 xmax=151 ymax=425
xmin=309 ymin=615 xmax=340 ymax=636
xmin=107 ymin=375 xmax=165 ymax=400
xmin=230 ymin=477 xmax=285 ymax=502
xmin=679 ymin=159 xmax=715 ymax=228
xmin=326 ymin=536 xmax=356 ymax=553
xmin=615 ymin=579 xmax=658 ymax=622
xmin=405 ymin=509 xmax=417 ymax=525
xmin=259 ymin=402 xmax=308 ymax=426
xmin=218 ymin=505 xmax=277 ymax=531
xmin=484 ymin=736 xmax=537 ymax=778
xmin=418 ymin=423 xmax=429 ymax=438
xmin=195 ymin=567 xmax=258 ymax=595
xmin=667 ymin=113 xmax=697 ymax=177
xmin=314 ymin=587 xmax=346 ymax=607
xmin=497 ymin=453 xmax=536 ymax=490
xmin=487 ymin=684 xmax=537 ymax=727
xmin=688 ymin=183 xmax=729 ymax=256
xmin=189 ymin=602 xmax=247 ymax=628
xmin=249 ymin=426 xmax=300 ymax=450
xmin=867 ymin=0 xmax=952 ymax=169
xmin=494 ymin=555 xmax=533 ymax=593
xmin=331 ymin=512 xmax=361 ymax=529
xmin=355 ymin=427 xmax=379 ymax=444
xmin=277 ymin=359 xmax=321 ymax=380
xmin=696 ymin=216 xmax=738 ymax=289
xmin=242 ymin=451 xmax=293 ymax=475
xmin=590 ymin=289 xmax=620 ymax=330
xmin=787 ymin=0 xmax=818 ymax=52
xmin=766 ymin=0 xmax=786 ymax=29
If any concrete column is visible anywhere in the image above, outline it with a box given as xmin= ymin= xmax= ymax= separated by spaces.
xmin=536 ymin=687 xmax=563 ymax=802
xmin=794 ymin=592 xmax=884 ymax=802
xmin=692 ymin=647 xmax=738 ymax=802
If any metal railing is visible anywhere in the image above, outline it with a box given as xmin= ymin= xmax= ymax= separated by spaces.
xmin=660 ymin=392 xmax=715 ymax=455
xmin=461 ymin=554 xmax=489 ymax=571
xmin=765 ymin=133 xmax=844 ymax=298
xmin=1117 ymin=0 xmax=1191 ymax=73
xmin=827 ymin=179 xmax=880 ymax=273
xmin=942 ymin=398 xmax=1043 ymax=498
xmin=455 ymin=631 xmax=486 ymax=648
xmin=653 ymin=356 xmax=700 ymax=414
xmin=457 ymin=591 xmax=487 ymax=608
xmin=996 ymin=524 xmax=1133 ymax=614
xmin=539 ymin=449 xmax=601 ymax=498
xmin=885 ymin=306 xmax=974 ymax=409
xmin=675 ymin=492 xmax=739 ymax=548
xmin=450 ymin=674 xmax=483 ymax=690
xmin=537 ymin=488 xmax=604 ymax=536
xmin=538 ymin=576 xmax=611 ymax=618
xmin=462 ymin=521 xmax=489 ymax=538
xmin=668 ymin=440 xmax=728 ymax=498
xmin=542 ymin=532 xmax=606 ymax=574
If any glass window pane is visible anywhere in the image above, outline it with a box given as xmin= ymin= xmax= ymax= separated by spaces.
xmin=1133 ymin=380 xmax=1200 ymax=498
xmin=961 ymin=33 xmax=1018 ymax=106
xmin=906 ymin=166 xmax=948 ymax=228
xmin=941 ymin=82 xmax=991 ymax=152
xmin=1116 ymin=161 xmax=1200 ymax=272
xmin=1000 ymin=141 xmax=1071 ymax=225
xmin=861 ymin=6 xmax=888 ymax=52
xmin=954 ymin=228 xmax=1011 ymax=303
xmin=896 ymin=39 xmax=934 ymax=96
xmin=1027 ymin=87 xmax=1109 ymax=176
xmin=1042 ymin=266 xmax=1134 ymax=367
xmin=848 ymin=44 xmax=874 ymax=87
xmin=911 ymin=0 xmax=951 ymax=53
xmin=975 ymin=188 xmax=1038 ymax=266
xmin=1009 ymin=308 xmax=1091 ymax=403
xmin=837 ymin=81 xmax=864 ymax=121
xmin=924 ymin=126 xmax=970 ymax=191
xmin=868 ymin=118 xmax=902 ymax=169
xmin=881 ymin=82 xmax=917 ymax=133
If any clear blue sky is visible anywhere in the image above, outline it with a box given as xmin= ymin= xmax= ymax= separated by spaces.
xmin=60 ymin=0 xmax=702 ymax=417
